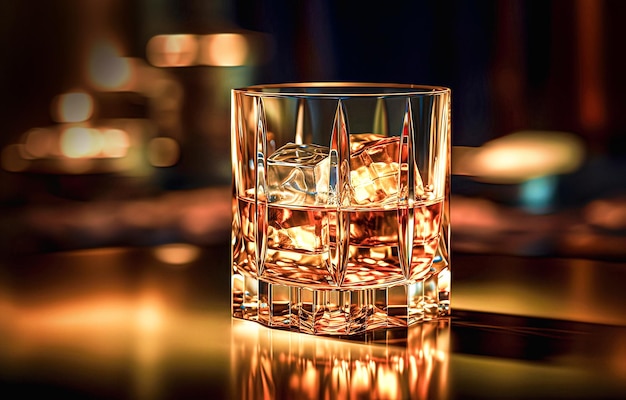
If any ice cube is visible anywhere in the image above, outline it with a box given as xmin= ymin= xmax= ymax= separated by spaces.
xmin=267 ymin=143 xmax=330 ymax=205
xmin=266 ymin=136 xmax=425 ymax=207
xmin=349 ymin=134 xmax=424 ymax=206
xmin=349 ymin=133 xmax=389 ymax=152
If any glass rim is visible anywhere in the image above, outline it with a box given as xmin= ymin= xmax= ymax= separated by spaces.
xmin=233 ymin=82 xmax=451 ymax=97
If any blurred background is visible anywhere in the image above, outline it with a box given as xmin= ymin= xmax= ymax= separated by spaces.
xmin=0 ymin=0 xmax=625 ymax=260
xmin=3 ymin=2 xmax=626 ymax=398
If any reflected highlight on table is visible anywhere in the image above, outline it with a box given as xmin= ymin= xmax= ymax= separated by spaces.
xmin=231 ymin=319 xmax=449 ymax=399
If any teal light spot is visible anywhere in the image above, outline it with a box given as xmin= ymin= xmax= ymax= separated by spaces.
xmin=520 ymin=175 xmax=557 ymax=214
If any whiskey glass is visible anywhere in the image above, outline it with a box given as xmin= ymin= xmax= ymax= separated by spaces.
xmin=231 ymin=83 xmax=451 ymax=335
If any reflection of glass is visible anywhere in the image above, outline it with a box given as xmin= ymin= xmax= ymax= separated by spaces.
xmin=230 ymin=319 xmax=450 ymax=399
xmin=231 ymin=83 xmax=451 ymax=335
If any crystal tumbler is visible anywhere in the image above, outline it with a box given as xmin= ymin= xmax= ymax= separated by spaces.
xmin=231 ymin=83 xmax=451 ymax=335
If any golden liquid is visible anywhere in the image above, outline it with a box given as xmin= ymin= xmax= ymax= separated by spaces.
xmin=233 ymin=195 xmax=442 ymax=289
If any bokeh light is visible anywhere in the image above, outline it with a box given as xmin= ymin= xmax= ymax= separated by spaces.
xmin=1 ymin=144 xmax=30 ymax=172
xmin=88 ymin=41 xmax=132 ymax=90
xmin=136 ymin=298 xmax=164 ymax=333
xmin=53 ymin=91 xmax=94 ymax=123
xmin=153 ymin=243 xmax=201 ymax=266
xmin=24 ymin=127 xmax=57 ymax=158
xmin=60 ymin=126 xmax=102 ymax=158
xmin=101 ymin=128 xmax=130 ymax=158
xmin=147 ymin=137 xmax=180 ymax=167
xmin=146 ymin=34 xmax=198 ymax=67
xmin=198 ymin=34 xmax=249 ymax=66
xmin=585 ymin=198 xmax=626 ymax=231
xmin=455 ymin=131 xmax=585 ymax=183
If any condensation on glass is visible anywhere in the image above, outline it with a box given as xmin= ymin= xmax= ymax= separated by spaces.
xmin=231 ymin=83 xmax=451 ymax=335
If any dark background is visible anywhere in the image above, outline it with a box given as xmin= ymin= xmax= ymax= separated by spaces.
xmin=2 ymin=3 xmax=626 ymax=398
xmin=0 ymin=0 xmax=625 ymax=257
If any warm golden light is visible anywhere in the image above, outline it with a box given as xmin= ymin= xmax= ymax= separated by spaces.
xmin=88 ymin=41 xmax=132 ymax=90
xmin=454 ymin=131 xmax=585 ymax=183
xmin=53 ymin=92 xmax=94 ymax=123
xmin=147 ymin=137 xmax=180 ymax=167
xmin=153 ymin=243 xmax=201 ymax=265
xmin=585 ymin=199 xmax=626 ymax=230
xmin=136 ymin=302 xmax=164 ymax=332
xmin=377 ymin=369 xmax=400 ymax=398
xmin=60 ymin=127 xmax=102 ymax=158
xmin=198 ymin=34 xmax=248 ymax=66
xmin=101 ymin=128 xmax=130 ymax=158
xmin=24 ymin=128 xmax=57 ymax=158
xmin=146 ymin=34 xmax=198 ymax=67
xmin=231 ymin=319 xmax=450 ymax=399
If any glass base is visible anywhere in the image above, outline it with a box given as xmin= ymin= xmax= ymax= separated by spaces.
xmin=232 ymin=266 xmax=450 ymax=336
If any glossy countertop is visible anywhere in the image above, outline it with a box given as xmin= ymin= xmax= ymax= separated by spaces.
xmin=1 ymin=245 xmax=626 ymax=399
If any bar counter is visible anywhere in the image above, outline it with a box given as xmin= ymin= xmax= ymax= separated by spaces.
xmin=2 ymin=243 xmax=625 ymax=399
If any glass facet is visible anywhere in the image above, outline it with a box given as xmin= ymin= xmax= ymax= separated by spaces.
xmin=231 ymin=83 xmax=451 ymax=335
